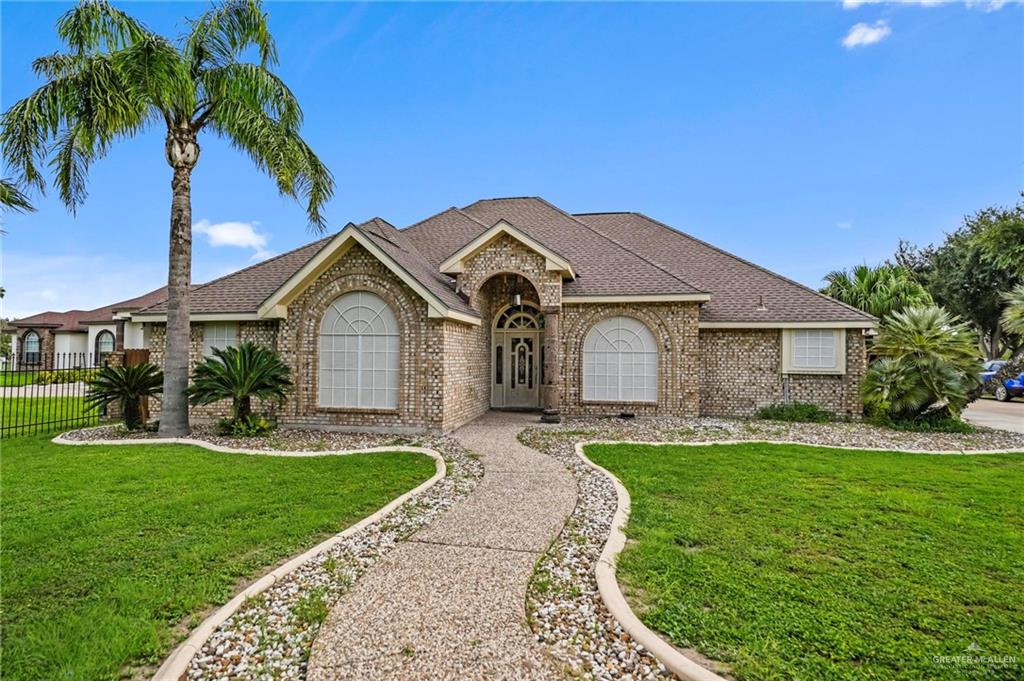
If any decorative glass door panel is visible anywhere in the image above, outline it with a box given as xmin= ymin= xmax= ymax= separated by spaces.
xmin=491 ymin=303 xmax=542 ymax=408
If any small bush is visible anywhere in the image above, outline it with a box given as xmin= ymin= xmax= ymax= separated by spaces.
xmin=866 ymin=412 xmax=976 ymax=434
xmin=215 ymin=415 xmax=275 ymax=437
xmin=757 ymin=402 xmax=835 ymax=423
xmin=36 ymin=368 xmax=98 ymax=385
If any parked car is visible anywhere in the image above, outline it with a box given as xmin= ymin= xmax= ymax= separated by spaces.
xmin=980 ymin=360 xmax=1007 ymax=385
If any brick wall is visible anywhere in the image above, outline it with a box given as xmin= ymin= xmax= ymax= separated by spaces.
xmin=275 ymin=243 xmax=445 ymax=433
xmin=458 ymin=234 xmax=562 ymax=309
xmin=698 ymin=328 xmax=866 ymax=419
xmin=560 ymin=302 xmax=701 ymax=417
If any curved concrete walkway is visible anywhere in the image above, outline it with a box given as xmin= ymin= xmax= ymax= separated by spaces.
xmin=308 ymin=411 xmax=576 ymax=680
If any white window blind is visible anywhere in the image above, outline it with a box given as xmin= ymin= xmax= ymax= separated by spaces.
xmin=582 ymin=316 xmax=658 ymax=403
xmin=203 ymin=322 xmax=238 ymax=358
xmin=792 ymin=329 xmax=836 ymax=369
xmin=319 ymin=291 xmax=399 ymax=410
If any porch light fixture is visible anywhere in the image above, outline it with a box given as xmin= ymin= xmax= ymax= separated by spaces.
xmin=513 ymin=293 xmax=522 ymax=306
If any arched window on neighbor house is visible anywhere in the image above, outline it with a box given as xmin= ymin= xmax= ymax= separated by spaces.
xmin=95 ymin=330 xmax=115 ymax=365
xmin=23 ymin=330 xmax=41 ymax=365
xmin=319 ymin=291 xmax=399 ymax=410
xmin=582 ymin=316 xmax=659 ymax=403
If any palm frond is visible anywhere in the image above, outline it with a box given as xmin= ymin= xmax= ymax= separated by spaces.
xmin=56 ymin=0 xmax=151 ymax=54
xmin=1000 ymin=284 xmax=1024 ymax=338
xmin=0 ymin=178 xmax=35 ymax=213
xmin=208 ymin=104 xmax=333 ymax=230
xmin=198 ymin=62 xmax=301 ymax=129
xmin=184 ymin=0 xmax=277 ymax=72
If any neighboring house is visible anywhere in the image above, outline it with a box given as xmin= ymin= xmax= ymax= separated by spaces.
xmin=132 ymin=197 xmax=875 ymax=433
xmin=9 ymin=286 xmax=167 ymax=368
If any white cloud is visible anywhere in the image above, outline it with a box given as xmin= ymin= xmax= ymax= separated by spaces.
xmin=193 ymin=219 xmax=272 ymax=260
xmin=842 ymin=20 xmax=893 ymax=48
xmin=837 ymin=220 xmax=854 ymax=230
xmin=844 ymin=0 xmax=1005 ymax=8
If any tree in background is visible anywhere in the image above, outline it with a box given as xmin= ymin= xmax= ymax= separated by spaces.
xmin=893 ymin=196 xmax=1023 ymax=360
xmin=820 ymin=264 xmax=932 ymax=320
xmin=0 ymin=0 xmax=333 ymax=436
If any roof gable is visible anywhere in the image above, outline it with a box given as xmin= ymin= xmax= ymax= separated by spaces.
xmin=438 ymin=219 xmax=575 ymax=278
xmin=257 ymin=221 xmax=480 ymax=325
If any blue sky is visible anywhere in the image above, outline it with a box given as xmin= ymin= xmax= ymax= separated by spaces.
xmin=1 ymin=0 xmax=1020 ymax=319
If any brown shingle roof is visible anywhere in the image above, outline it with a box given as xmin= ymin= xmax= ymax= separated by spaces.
xmin=573 ymin=212 xmax=874 ymax=323
xmin=139 ymin=237 xmax=334 ymax=314
xmin=131 ymin=197 xmax=871 ymax=325
xmin=12 ymin=286 xmax=169 ymax=331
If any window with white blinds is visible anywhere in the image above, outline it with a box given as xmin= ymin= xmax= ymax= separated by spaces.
xmin=782 ymin=329 xmax=846 ymax=374
xmin=202 ymin=322 xmax=238 ymax=358
xmin=319 ymin=291 xmax=399 ymax=410
xmin=582 ymin=316 xmax=658 ymax=403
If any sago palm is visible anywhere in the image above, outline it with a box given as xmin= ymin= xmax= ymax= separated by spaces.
xmin=85 ymin=362 xmax=163 ymax=430
xmin=187 ymin=342 xmax=292 ymax=422
xmin=821 ymin=264 xmax=932 ymax=320
xmin=1 ymin=0 xmax=333 ymax=436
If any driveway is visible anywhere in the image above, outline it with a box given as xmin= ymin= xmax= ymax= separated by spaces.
xmin=963 ymin=398 xmax=1024 ymax=434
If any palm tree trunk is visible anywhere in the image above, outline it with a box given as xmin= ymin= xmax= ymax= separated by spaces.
xmin=159 ymin=126 xmax=199 ymax=437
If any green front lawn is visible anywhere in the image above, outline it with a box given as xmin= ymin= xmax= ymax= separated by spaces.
xmin=1 ymin=435 xmax=436 ymax=681
xmin=0 ymin=371 xmax=35 ymax=387
xmin=0 ymin=397 xmax=95 ymax=435
xmin=586 ymin=443 xmax=1024 ymax=681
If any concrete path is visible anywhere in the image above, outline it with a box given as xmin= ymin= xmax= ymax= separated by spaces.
xmin=964 ymin=398 xmax=1024 ymax=434
xmin=307 ymin=412 xmax=577 ymax=680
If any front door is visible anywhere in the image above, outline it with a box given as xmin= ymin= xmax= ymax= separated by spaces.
xmin=491 ymin=304 xmax=542 ymax=409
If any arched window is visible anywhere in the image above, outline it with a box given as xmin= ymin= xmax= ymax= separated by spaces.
xmin=319 ymin=291 xmax=399 ymax=409
xmin=23 ymin=330 xmax=41 ymax=365
xmin=95 ymin=330 xmax=115 ymax=364
xmin=582 ymin=316 xmax=658 ymax=403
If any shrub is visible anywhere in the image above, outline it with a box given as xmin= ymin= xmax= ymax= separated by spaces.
xmin=85 ymin=363 xmax=163 ymax=430
xmin=756 ymin=402 xmax=834 ymax=423
xmin=866 ymin=413 xmax=976 ymax=434
xmin=862 ymin=306 xmax=982 ymax=420
xmin=215 ymin=415 xmax=275 ymax=437
xmin=36 ymin=368 xmax=98 ymax=385
xmin=188 ymin=342 xmax=292 ymax=429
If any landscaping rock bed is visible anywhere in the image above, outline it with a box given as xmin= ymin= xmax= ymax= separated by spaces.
xmin=63 ymin=425 xmax=483 ymax=681
xmin=520 ymin=416 xmax=1024 ymax=681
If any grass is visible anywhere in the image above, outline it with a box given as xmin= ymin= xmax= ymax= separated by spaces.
xmin=586 ymin=442 xmax=1024 ymax=681
xmin=0 ymin=371 xmax=36 ymax=387
xmin=1 ymin=435 xmax=436 ymax=681
xmin=0 ymin=397 xmax=95 ymax=435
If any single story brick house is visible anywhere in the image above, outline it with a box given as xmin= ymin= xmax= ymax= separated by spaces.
xmin=131 ymin=197 xmax=875 ymax=433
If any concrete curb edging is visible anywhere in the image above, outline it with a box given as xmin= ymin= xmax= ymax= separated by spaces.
xmin=52 ymin=432 xmax=447 ymax=681
xmin=574 ymin=441 xmax=728 ymax=681
xmin=572 ymin=437 xmax=1023 ymax=681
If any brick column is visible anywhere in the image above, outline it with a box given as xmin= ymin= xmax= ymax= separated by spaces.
xmin=541 ymin=307 xmax=561 ymax=423
xmin=115 ymin=320 xmax=125 ymax=351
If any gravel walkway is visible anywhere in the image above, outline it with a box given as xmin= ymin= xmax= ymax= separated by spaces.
xmin=307 ymin=411 xmax=577 ymax=681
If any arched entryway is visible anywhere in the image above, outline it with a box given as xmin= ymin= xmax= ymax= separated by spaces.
xmin=492 ymin=302 xmax=542 ymax=408
xmin=474 ymin=273 xmax=548 ymax=410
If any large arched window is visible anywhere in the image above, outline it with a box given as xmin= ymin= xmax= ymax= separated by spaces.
xmin=95 ymin=330 xmax=115 ymax=364
xmin=23 ymin=330 xmax=41 ymax=365
xmin=319 ymin=291 xmax=399 ymax=409
xmin=582 ymin=316 xmax=658 ymax=403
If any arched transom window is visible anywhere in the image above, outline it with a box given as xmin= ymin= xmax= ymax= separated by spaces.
xmin=494 ymin=303 xmax=540 ymax=329
xmin=582 ymin=316 xmax=658 ymax=403
xmin=319 ymin=291 xmax=399 ymax=409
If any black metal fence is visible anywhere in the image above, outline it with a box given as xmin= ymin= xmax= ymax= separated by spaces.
xmin=0 ymin=352 xmax=104 ymax=438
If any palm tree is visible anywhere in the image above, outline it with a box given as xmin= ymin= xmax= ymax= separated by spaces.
xmin=86 ymin=362 xmax=163 ymax=430
xmin=187 ymin=342 xmax=292 ymax=423
xmin=1001 ymin=284 xmax=1024 ymax=339
xmin=0 ymin=0 xmax=333 ymax=436
xmin=864 ymin=305 xmax=982 ymax=418
xmin=821 ymin=264 xmax=932 ymax=320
